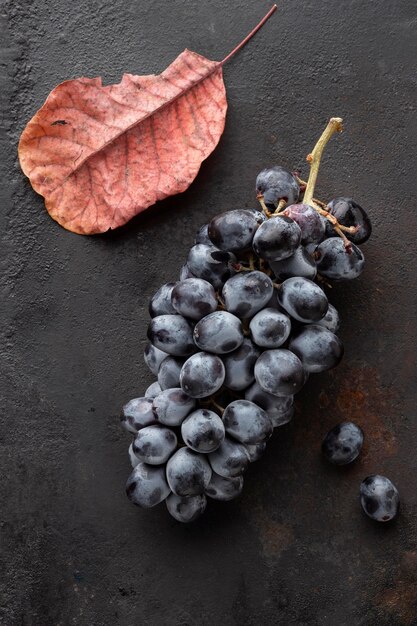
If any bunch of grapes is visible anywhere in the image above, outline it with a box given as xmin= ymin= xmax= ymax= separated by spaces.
xmin=120 ymin=118 xmax=376 ymax=523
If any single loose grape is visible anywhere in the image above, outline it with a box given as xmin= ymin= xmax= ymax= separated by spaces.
xmin=360 ymin=475 xmax=400 ymax=522
xmin=322 ymin=422 xmax=364 ymax=465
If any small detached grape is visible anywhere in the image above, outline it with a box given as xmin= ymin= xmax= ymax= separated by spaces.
xmin=360 ymin=475 xmax=400 ymax=522
xmin=322 ymin=422 xmax=364 ymax=465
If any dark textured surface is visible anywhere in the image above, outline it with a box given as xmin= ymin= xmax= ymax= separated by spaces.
xmin=1 ymin=1 xmax=417 ymax=624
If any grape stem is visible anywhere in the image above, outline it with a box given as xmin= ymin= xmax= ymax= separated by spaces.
xmin=303 ymin=117 xmax=343 ymax=206
xmin=257 ymin=193 xmax=273 ymax=218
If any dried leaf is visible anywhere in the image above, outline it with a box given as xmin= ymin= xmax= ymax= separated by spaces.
xmin=18 ymin=6 xmax=277 ymax=235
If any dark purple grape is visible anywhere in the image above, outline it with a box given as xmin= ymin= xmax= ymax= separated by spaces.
xmin=327 ymin=197 xmax=372 ymax=244
xmin=245 ymin=382 xmax=294 ymax=427
xmin=222 ymin=400 xmax=273 ymax=444
xmin=148 ymin=315 xmax=195 ymax=357
xmin=245 ymin=442 xmax=267 ymax=462
xmin=193 ymin=311 xmax=244 ymax=354
xmin=316 ymin=303 xmax=340 ymax=333
xmin=254 ymin=349 xmax=304 ymax=397
xmin=256 ymin=166 xmax=300 ymax=208
xmin=222 ymin=271 xmax=273 ymax=319
xmin=252 ymin=216 xmax=301 ymax=262
xmin=278 ymin=277 xmax=328 ymax=323
xmin=249 ymin=307 xmax=291 ymax=348
xmin=248 ymin=207 xmax=268 ymax=224
xmin=322 ymin=422 xmax=364 ymax=465
xmin=360 ymin=475 xmax=400 ymax=522
xmin=208 ymin=209 xmax=259 ymax=252
xmin=152 ymin=388 xmax=195 ymax=426
xmin=128 ymin=443 xmax=141 ymax=468
xmin=149 ymin=282 xmax=178 ymax=317
xmin=205 ymin=473 xmax=244 ymax=501
xmin=284 ymin=203 xmax=325 ymax=244
xmin=179 ymin=264 xmax=196 ymax=280
xmin=157 ymin=356 xmax=184 ymax=390
xmin=194 ymin=223 xmax=211 ymax=245
xmin=144 ymin=342 xmax=168 ymax=376
xmin=121 ymin=397 xmax=156 ymax=434
xmin=222 ymin=338 xmax=261 ymax=391
xmin=171 ymin=278 xmax=217 ymax=321
xmin=166 ymin=448 xmax=212 ymax=496
xmin=181 ymin=409 xmax=225 ymax=453
xmin=270 ymin=246 xmax=317 ymax=281
xmin=144 ymin=381 xmax=162 ymax=398
xmin=180 ymin=352 xmax=225 ymax=398
xmin=315 ymin=238 xmax=365 ymax=280
xmin=187 ymin=244 xmax=236 ymax=290
xmin=208 ymin=438 xmax=250 ymax=478
xmin=133 ymin=425 xmax=177 ymax=465
xmin=166 ymin=493 xmax=207 ymax=522
xmin=289 ymin=325 xmax=344 ymax=373
xmin=126 ymin=463 xmax=170 ymax=508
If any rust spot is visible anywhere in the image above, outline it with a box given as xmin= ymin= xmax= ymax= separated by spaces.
xmin=319 ymin=390 xmax=330 ymax=408
xmin=242 ymin=493 xmax=294 ymax=558
xmin=334 ymin=365 xmax=397 ymax=461
xmin=296 ymin=364 xmax=397 ymax=466
xmin=256 ymin=516 xmax=294 ymax=557
xmin=374 ymin=551 xmax=417 ymax=624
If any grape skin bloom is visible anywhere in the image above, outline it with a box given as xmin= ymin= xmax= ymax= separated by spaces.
xmin=148 ymin=314 xmax=195 ymax=357
xmin=360 ymin=475 xmax=400 ymax=522
xmin=193 ymin=311 xmax=244 ymax=354
xmin=171 ymin=278 xmax=217 ymax=320
xmin=222 ymin=400 xmax=273 ymax=444
xmin=180 ymin=352 xmax=225 ymax=398
xmin=126 ymin=463 xmax=171 ymax=508
xmin=181 ymin=409 xmax=225 ymax=453
xmin=278 ymin=277 xmax=328 ymax=323
xmin=289 ymin=325 xmax=344 ymax=373
xmin=322 ymin=422 xmax=364 ymax=465
xmin=254 ymin=349 xmax=305 ymax=396
xmin=222 ymin=271 xmax=273 ymax=319
xmin=166 ymin=493 xmax=207 ymax=522
xmin=133 ymin=425 xmax=177 ymax=465
xmin=166 ymin=448 xmax=212 ymax=496
xmin=249 ymin=307 xmax=291 ymax=348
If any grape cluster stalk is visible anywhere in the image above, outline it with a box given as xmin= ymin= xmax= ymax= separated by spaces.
xmin=121 ymin=117 xmax=374 ymax=523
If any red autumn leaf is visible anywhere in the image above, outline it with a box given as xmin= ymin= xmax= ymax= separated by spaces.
xmin=18 ymin=6 xmax=276 ymax=235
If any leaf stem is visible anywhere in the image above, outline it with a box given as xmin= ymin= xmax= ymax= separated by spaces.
xmin=221 ymin=5 xmax=277 ymax=66
xmin=303 ymin=117 xmax=343 ymax=206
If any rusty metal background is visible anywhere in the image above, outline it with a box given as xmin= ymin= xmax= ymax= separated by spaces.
xmin=1 ymin=1 xmax=416 ymax=624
